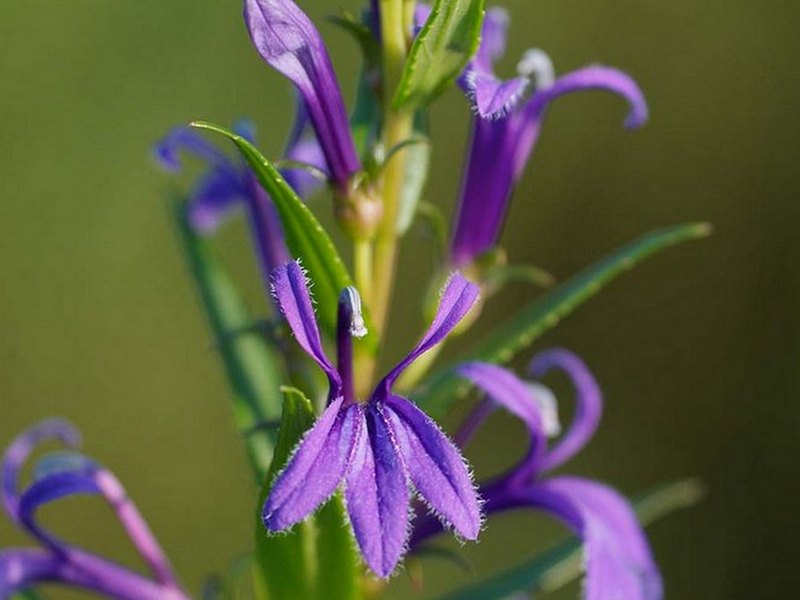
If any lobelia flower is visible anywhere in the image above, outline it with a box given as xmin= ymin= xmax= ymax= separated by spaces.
xmin=244 ymin=0 xmax=362 ymax=193
xmin=449 ymin=6 xmax=650 ymax=267
xmin=0 ymin=420 xmax=190 ymax=600
xmin=262 ymin=261 xmax=482 ymax=577
xmin=154 ymin=109 xmax=326 ymax=279
xmin=411 ymin=349 xmax=663 ymax=600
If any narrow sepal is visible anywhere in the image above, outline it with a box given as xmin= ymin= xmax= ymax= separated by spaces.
xmin=263 ymin=398 xmax=360 ymax=531
xmin=270 ymin=261 xmax=341 ymax=392
xmin=344 ymin=404 xmax=409 ymax=578
xmin=386 ymin=396 xmax=481 ymax=540
xmin=381 ymin=273 xmax=480 ymax=390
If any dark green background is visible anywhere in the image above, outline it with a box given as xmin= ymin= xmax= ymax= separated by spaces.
xmin=1 ymin=0 xmax=797 ymax=598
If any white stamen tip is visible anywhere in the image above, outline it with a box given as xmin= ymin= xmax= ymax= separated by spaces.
xmin=526 ymin=382 xmax=562 ymax=437
xmin=343 ymin=287 xmax=368 ymax=338
xmin=517 ymin=49 xmax=555 ymax=90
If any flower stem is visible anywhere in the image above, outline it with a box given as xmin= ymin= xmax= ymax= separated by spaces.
xmin=354 ymin=239 xmax=373 ymax=306
xmin=373 ymin=0 xmax=413 ymax=335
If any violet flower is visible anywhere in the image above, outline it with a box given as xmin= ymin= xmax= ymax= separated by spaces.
xmin=154 ymin=111 xmax=325 ymax=279
xmin=449 ymin=7 xmax=650 ymax=267
xmin=411 ymin=350 xmax=663 ymax=599
xmin=244 ymin=0 xmax=362 ymax=191
xmin=1 ymin=420 xmax=190 ymax=600
xmin=262 ymin=261 xmax=482 ymax=577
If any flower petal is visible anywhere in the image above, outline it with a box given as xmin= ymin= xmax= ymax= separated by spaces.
xmin=455 ymin=362 xmax=549 ymax=481
xmin=2 ymin=419 xmax=80 ymax=521
xmin=186 ymin=169 xmax=247 ymax=234
xmin=456 ymin=362 xmax=544 ymax=435
xmin=527 ymin=477 xmax=663 ymax=600
xmin=344 ymin=404 xmax=409 ymax=578
xmin=524 ymin=65 xmax=648 ymax=129
xmin=459 ymin=8 xmax=529 ymax=119
xmin=385 ymin=396 xmax=481 ymax=540
xmin=466 ymin=72 xmax=530 ymax=120
xmin=529 ymin=349 xmax=603 ymax=473
xmin=1 ymin=549 xmax=62 ymax=597
xmin=282 ymin=137 xmax=328 ymax=199
xmin=18 ymin=454 xmax=179 ymax=589
xmin=270 ymin=261 xmax=341 ymax=393
xmin=263 ymin=398 xmax=360 ymax=531
xmin=475 ymin=7 xmax=511 ymax=69
xmin=280 ymin=99 xmax=330 ymax=199
xmin=514 ymin=65 xmax=648 ymax=178
xmin=244 ymin=0 xmax=361 ymax=186
xmin=380 ymin=273 xmax=480 ymax=391
xmin=448 ymin=115 xmax=518 ymax=267
xmin=152 ymin=127 xmax=236 ymax=175
xmin=0 ymin=548 xmax=186 ymax=600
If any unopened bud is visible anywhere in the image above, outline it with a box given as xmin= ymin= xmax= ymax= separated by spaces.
xmin=334 ymin=178 xmax=383 ymax=241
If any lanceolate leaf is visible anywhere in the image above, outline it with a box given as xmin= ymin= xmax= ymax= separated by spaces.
xmin=436 ymin=479 xmax=704 ymax=600
xmin=254 ymin=388 xmax=360 ymax=600
xmin=396 ymin=114 xmax=432 ymax=235
xmin=416 ymin=223 xmax=712 ymax=417
xmin=190 ymin=121 xmax=373 ymax=348
xmin=394 ymin=0 xmax=485 ymax=111
xmin=173 ymin=199 xmax=284 ymax=479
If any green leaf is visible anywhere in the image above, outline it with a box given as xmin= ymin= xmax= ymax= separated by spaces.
xmin=482 ymin=263 xmax=556 ymax=292
xmin=393 ymin=0 xmax=485 ymax=111
xmin=173 ymin=199 xmax=284 ymax=479
xmin=413 ymin=201 xmax=449 ymax=258
xmin=396 ymin=115 xmax=432 ymax=235
xmin=416 ymin=223 xmax=712 ymax=417
xmin=328 ymin=12 xmax=381 ymax=69
xmin=190 ymin=121 xmax=374 ymax=349
xmin=254 ymin=387 xmax=361 ymax=600
xmin=436 ymin=479 xmax=705 ymax=600
xmin=11 ymin=591 xmax=46 ymax=600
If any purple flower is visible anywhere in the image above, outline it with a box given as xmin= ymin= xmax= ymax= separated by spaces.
xmin=412 ymin=350 xmax=663 ymax=599
xmin=1 ymin=420 xmax=190 ymax=600
xmin=244 ymin=0 xmax=362 ymax=190
xmin=449 ymin=7 xmax=649 ymax=267
xmin=154 ymin=112 xmax=326 ymax=280
xmin=262 ymin=261 xmax=482 ymax=577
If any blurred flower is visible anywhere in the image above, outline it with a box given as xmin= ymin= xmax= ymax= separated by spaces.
xmin=411 ymin=350 xmax=663 ymax=600
xmin=154 ymin=111 xmax=326 ymax=280
xmin=1 ymin=420 xmax=189 ymax=600
xmin=244 ymin=0 xmax=362 ymax=191
xmin=262 ymin=262 xmax=482 ymax=577
xmin=449 ymin=7 xmax=649 ymax=267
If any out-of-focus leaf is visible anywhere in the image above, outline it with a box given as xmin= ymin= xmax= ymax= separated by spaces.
xmin=202 ymin=555 xmax=255 ymax=600
xmin=254 ymin=387 xmax=360 ymax=600
xmin=11 ymin=590 xmax=46 ymax=600
xmin=313 ymin=485 xmax=361 ymax=600
xmin=174 ymin=199 xmax=284 ymax=479
xmin=190 ymin=122 xmax=375 ymax=351
xmin=328 ymin=12 xmax=380 ymax=68
xmin=436 ymin=479 xmax=704 ymax=600
xmin=482 ymin=264 xmax=555 ymax=292
xmin=416 ymin=223 xmax=712 ymax=417
xmin=414 ymin=201 xmax=449 ymax=258
xmin=396 ymin=115 xmax=431 ymax=234
xmin=394 ymin=0 xmax=485 ymax=111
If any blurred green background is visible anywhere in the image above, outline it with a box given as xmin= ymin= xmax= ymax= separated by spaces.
xmin=1 ymin=0 xmax=798 ymax=598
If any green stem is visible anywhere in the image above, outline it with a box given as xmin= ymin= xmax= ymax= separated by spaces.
xmin=373 ymin=0 xmax=413 ymax=335
xmin=354 ymin=239 xmax=374 ymax=306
